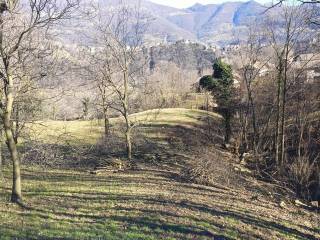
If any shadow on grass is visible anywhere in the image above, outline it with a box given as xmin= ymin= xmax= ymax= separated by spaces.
xmin=20 ymin=120 xmax=223 ymax=172
xmin=1 ymin=115 xmax=318 ymax=239
xmin=12 ymin=190 xmax=318 ymax=240
xmin=8 ymin=203 xmax=230 ymax=239
xmin=17 ymin=115 xmax=225 ymax=180
xmin=0 ymin=168 xmax=317 ymax=240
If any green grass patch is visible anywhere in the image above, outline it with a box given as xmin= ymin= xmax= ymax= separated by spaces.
xmin=1 ymin=166 xmax=318 ymax=240
xmin=25 ymin=108 xmax=221 ymax=145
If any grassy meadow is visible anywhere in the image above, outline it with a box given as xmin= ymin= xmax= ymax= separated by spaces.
xmin=0 ymin=108 xmax=319 ymax=240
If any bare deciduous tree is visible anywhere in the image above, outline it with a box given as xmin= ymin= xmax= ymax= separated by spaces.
xmin=86 ymin=1 xmax=149 ymax=162
xmin=232 ymin=3 xmax=320 ymax=201
xmin=0 ymin=0 xmax=78 ymax=203
xmin=266 ymin=5 xmax=315 ymax=166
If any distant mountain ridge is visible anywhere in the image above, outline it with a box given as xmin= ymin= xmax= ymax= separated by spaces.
xmin=92 ymin=0 xmax=268 ymax=46
xmin=163 ymin=0 xmax=266 ymax=45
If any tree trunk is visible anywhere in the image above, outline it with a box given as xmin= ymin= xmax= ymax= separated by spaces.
xmin=123 ymin=68 xmax=132 ymax=161
xmin=5 ymin=124 xmax=21 ymax=203
xmin=224 ymin=109 xmax=232 ymax=145
xmin=241 ymin=106 xmax=248 ymax=153
xmin=0 ymin=3 xmax=21 ymax=203
xmin=280 ymin=45 xmax=289 ymax=166
xmin=244 ymin=73 xmax=258 ymax=153
xmin=248 ymin=92 xmax=258 ymax=152
xmin=125 ymin=128 xmax=132 ymax=161
xmin=124 ymin=104 xmax=132 ymax=161
xmin=103 ymin=105 xmax=109 ymax=137
xmin=52 ymin=105 xmax=57 ymax=120
xmin=13 ymin=103 xmax=19 ymax=144
xmin=275 ymin=61 xmax=283 ymax=166
xmin=280 ymin=84 xmax=286 ymax=165
xmin=4 ymin=75 xmax=22 ymax=203
xmin=104 ymin=115 xmax=110 ymax=137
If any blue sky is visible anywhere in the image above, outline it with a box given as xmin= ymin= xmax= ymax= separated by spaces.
xmin=149 ymin=0 xmax=271 ymax=8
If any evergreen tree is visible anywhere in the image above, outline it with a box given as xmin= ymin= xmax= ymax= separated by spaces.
xmin=199 ymin=59 xmax=235 ymax=145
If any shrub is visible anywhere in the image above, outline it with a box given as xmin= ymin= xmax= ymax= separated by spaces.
xmin=181 ymin=148 xmax=243 ymax=188
xmin=287 ymin=155 xmax=319 ymax=200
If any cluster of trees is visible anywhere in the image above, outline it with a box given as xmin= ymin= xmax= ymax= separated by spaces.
xmin=0 ymin=0 xmax=154 ymax=205
xmin=77 ymin=4 xmax=208 ymax=163
xmin=0 ymin=0 xmax=318 ymax=206
xmin=228 ymin=3 xmax=320 ymax=201
xmin=199 ymin=1 xmax=320 ymax=202
xmin=77 ymin=3 xmax=152 ymax=162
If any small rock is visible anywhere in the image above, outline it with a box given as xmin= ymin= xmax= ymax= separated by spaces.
xmin=280 ymin=201 xmax=287 ymax=208
xmin=234 ymin=166 xmax=252 ymax=174
xmin=310 ymin=201 xmax=319 ymax=208
xmin=295 ymin=199 xmax=308 ymax=207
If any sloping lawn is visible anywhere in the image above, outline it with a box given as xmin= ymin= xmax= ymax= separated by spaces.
xmin=0 ymin=108 xmax=319 ymax=239
xmin=0 ymin=167 xmax=319 ymax=240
